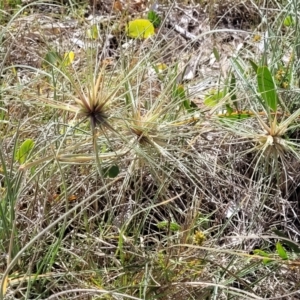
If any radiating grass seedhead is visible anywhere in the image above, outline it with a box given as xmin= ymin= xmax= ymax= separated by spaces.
xmin=253 ymin=110 xmax=300 ymax=160
xmin=254 ymin=115 xmax=287 ymax=158
xmin=74 ymin=71 xmax=112 ymax=132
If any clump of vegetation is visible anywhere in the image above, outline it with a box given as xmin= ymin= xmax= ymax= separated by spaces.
xmin=1 ymin=0 xmax=300 ymax=299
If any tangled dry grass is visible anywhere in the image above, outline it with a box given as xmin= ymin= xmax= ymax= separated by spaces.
xmin=1 ymin=0 xmax=300 ymax=299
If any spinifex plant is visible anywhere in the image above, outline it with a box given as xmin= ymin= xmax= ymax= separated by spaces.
xmin=216 ymin=53 xmax=300 ymax=192
xmin=18 ymin=56 xmax=128 ymax=172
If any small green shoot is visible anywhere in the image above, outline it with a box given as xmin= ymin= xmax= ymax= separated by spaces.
xmin=253 ymin=249 xmax=272 ymax=265
xmin=213 ymin=47 xmax=221 ymax=62
xmin=43 ymin=50 xmax=74 ymax=69
xmin=273 ymin=229 xmax=300 ymax=253
xmin=204 ymin=89 xmax=225 ymax=107
xmin=283 ymin=15 xmax=294 ymax=27
xmin=172 ymin=84 xmax=194 ymax=111
xmin=87 ymin=24 xmax=99 ymax=40
xmin=249 ymin=59 xmax=258 ymax=73
xmin=43 ymin=50 xmax=61 ymax=68
xmin=157 ymin=221 xmax=181 ymax=232
xmin=276 ymin=242 xmax=288 ymax=260
xmin=147 ymin=10 xmax=161 ymax=28
xmin=15 ymin=139 xmax=34 ymax=164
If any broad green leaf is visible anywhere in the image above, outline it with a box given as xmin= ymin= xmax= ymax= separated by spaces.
xmin=126 ymin=19 xmax=155 ymax=39
xmin=156 ymin=221 xmax=181 ymax=231
xmin=257 ymin=66 xmax=277 ymax=111
xmin=147 ymin=10 xmax=161 ymax=28
xmin=263 ymin=258 xmax=271 ymax=265
xmin=15 ymin=139 xmax=35 ymax=164
xmin=43 ymin=50 xmax=61 ymax=68
xmin=283 ymin=16 xmax=294 ymax=27
xmin=62 ymin=51 xmax=75 ymax=66
xmin=103 ymin=165 xmax=119 ymax=178
xmin=276 ymin=242 xmax=288 ymax=260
